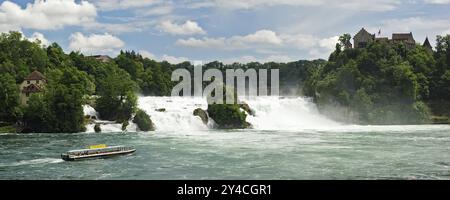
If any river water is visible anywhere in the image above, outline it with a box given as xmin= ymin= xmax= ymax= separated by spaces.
xmin=1 ymin=97 xmax=449 ymax=180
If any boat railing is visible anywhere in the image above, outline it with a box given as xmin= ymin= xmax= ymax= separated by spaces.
xmin=68 ymin=146 xmax=134 ymax=157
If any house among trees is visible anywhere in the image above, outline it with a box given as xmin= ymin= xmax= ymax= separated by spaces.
xmin=20 ymin=70 xmax=46 ymax=105
xmin=353 ymin=28 xmax=432 ymax=52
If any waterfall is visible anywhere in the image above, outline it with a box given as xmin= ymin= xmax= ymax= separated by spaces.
xmin=137 ymin=96 xmax=210 ymax=131
xmin=245 ymin=96 xmax=340 ymax=130
xmin=84 ymin=96 xmax=339 ymax=132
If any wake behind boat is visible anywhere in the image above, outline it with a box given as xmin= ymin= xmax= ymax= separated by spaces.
xmin=61 ymin=145 xmax=136 ymax=161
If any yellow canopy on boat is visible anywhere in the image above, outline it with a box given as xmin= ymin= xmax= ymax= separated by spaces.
xmin=89 ymin=144 xmax=107 ymax=149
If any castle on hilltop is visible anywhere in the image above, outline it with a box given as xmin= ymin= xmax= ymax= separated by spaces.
xmin=351 ymin=28 xmax=433 ymax=53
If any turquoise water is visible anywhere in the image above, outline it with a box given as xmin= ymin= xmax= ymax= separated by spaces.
xmin=1 ymin=125 xmax=450 ymax=180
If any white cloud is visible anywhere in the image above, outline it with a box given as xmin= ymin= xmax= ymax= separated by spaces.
xmin=280 ymin=34 xmax=320 ymax=50
xmin=220 ymin=55 xmax=297 ymax=64
xmin=423 ymin=0 xmax=450 ymax=4
xmin=82 ymin=21 xmax=153 ymax=34
xmin=0 ymin=0 xmax=96 ymax=31
xmin=136 ymin=4 xmax=173 ymax=16
xmin=28 ymin=32 xmax=50 ymax=46
xmin=176 ymin=37 xmax=226 ymax=48
xmin=187 ymin=0 xmax=400 ymax=11
xmin=138 ymin=50 xmax=189 ymax=64
xmin=157 ymin=20 xmax=206 ymax=35
xmin=335 ymin=0 xmax=400 ymax=12
xmin=230 ymin=30 xmax=283 ymax=46
xmin=69 ymin=32 xmax=125 ymax=54
xmin=307 ymin=36 xmax=339 ymax=59
xmin=187 ymin=0 xmax=320 ymax=9
xmin=94 ymin=0 xmax=161 ymax=11
xmin=176 ymin=30 xmax=283 ymax=49
xmin=176 ymin=29 xmax=338 ymax=58
xmin=318 ymin=36 xmax=339 ymax=50
xmin=139 ymin=50 xmax=157 ymax=59
xmin=161 ymin=54 xmax=190 ymax=64
xmin=376 ymin=17 xmax=450 ymax=33
xmin=0 ymin=23 xmax=20 ymax=33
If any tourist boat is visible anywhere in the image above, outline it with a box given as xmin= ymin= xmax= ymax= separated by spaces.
xmin=61 ymin=144 xmax=136 ymax=161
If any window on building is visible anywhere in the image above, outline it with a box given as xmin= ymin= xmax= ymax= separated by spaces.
xmin=27 ymin=81 xmax=30 ymax=84
xmin=37 ymin=80 xmax=39 ymax=84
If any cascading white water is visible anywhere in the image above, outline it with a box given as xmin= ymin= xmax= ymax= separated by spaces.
xmin=84 ymin=96 xmax=340 ymax=132
xmin=245 ymin=96 xmax=340 ymax=130
xmin=137 ymin=96 xmax=211 ymax=131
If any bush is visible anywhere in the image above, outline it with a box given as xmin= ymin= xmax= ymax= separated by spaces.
xmin=132 ymin=109 xmax=155 ymax=131
xmin=206 ymin=84 xmax=251 ymax=129
xmin=207 ymin=104 xmax=249 ymax=129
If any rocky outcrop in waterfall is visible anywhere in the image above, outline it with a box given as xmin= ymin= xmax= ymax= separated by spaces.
xmin=133 ymin=109 xmax=155 ymax=131
xmin=193 ymin=108 xmax=209 ymax=125
xmin=94 ymin=124 xmax=101 ymax=133
xmin=206 ymin=85 xmax=252 ymax=129
xmin=239 ymin=101 xmax=255 ymax=116
xmin=155 ymin=108 xmax=166 ymax=112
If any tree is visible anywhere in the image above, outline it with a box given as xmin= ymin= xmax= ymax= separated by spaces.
xmin=47 ymin=43 xmax=71 ymax=68
xmin=0 ymin=73 xmax=21 ymax=122
xmin=115 ymin=52 xmax=144 ymax=81
xmin=23 ymin=67 xmax=91 ymax=133
xmin=431 ymin=35 xmax=450 ymax=100
xmin=339 ymin=33 xmax=352 ymax=49
xmin=23 ymin=94 xmax=49 ymax=133
xmin=96 ymin=66 xmax=137 ymax=122
xmin=305 ymin=40 xmax=431 ymax=124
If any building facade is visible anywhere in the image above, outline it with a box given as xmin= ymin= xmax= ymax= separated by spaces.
xmin=353 ymin=28 xmax=431 ymax=52
xmin=353 ymin=28 xmax=375 ymax=48
xmin=20 ymin=70 xmax=46 ymax=105
xmin=392 ymin=32 xmax=416 ymax=49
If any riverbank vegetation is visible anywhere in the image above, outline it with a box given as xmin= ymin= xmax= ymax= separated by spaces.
xmin=0 ymin=31 xmax=449 ymax=133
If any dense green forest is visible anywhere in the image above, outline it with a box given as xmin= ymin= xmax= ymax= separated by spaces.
xmin=0 ymin=31 xmax=449 ymax=133
xmin=303 ymin=34 xmax=450 ymax=124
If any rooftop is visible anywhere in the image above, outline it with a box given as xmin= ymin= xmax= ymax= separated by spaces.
xmin=24 ymin=70 xmax=46 ymax=81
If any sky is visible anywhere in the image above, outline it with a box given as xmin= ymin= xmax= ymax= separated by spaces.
xmin=1 ymin=0 xmax=450 ymax=64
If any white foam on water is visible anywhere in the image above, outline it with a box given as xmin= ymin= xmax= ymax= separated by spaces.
xmin=0 ymin=158 xmax=63 ymax=167
xmin=85 ymin=120 xmax=138 ymax=133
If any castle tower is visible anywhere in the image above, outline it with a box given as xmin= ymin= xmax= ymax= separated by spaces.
xmin=423 ymin=37 xmax=433 ymax=54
